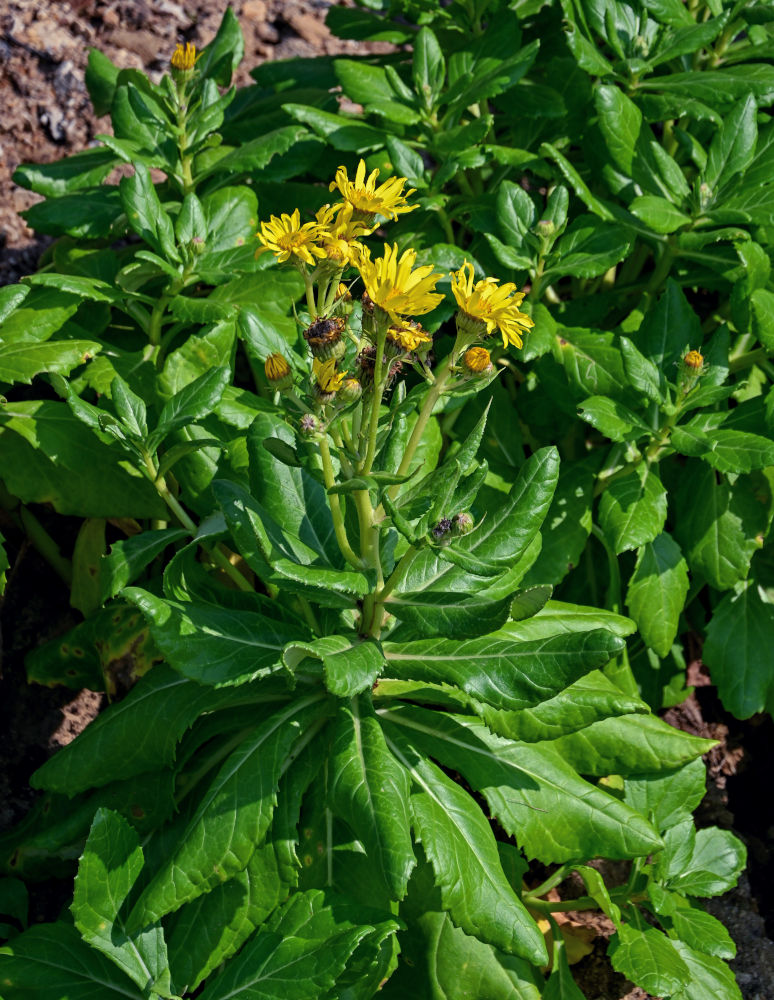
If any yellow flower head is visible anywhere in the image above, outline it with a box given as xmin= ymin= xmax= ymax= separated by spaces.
xmin=265 ymin=353 xmax=292 ymax=383
xmin=450 ymin=262 xmax=533 ymax=349
xmin=358 ymin=244 xmax=443 ymax=321
xmin=256 ymin=209 xmax=326 ymax=266
xmin=387 ymin=319 xmax=432 ymax=353
xmin=313 ymin=357 xmax=347 ymax=395
xmin=463 ymin=346 xmax=493 ymax=374
xmin=330 ymin=159 xmax=417 ymax=222
xmin=684 ymin=349 xmax=704 ymax=372
xmin=314 ymin=203 xmax=372 ymax=266
xmin=171 ymin=42 xmax=197 ymax=72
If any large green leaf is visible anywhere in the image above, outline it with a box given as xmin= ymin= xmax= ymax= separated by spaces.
xmin=673 ymin=464 xmax=770 ymax=591
xmin=599 ymin=466 xmax=668 ymax=554
xmin=0 ymin=922 xmax=143 ymax=999
xmin=329 ymin=696 xmax=415 ymax=898
xmin=608 ymin=923 xmax=691 ymax=996
xmin=483 ymin=669 xmax=648 ymax=742
xmin=382 ymin=706 xmax=662 ymax=864
xmin=703 ymin=94 xmax=757 ymax=192
xmin=125 ymin=588 xmax=309 ymax=687
xmin=383 ymin=628 xmax=623 ymax=711
xmin=541 ymin=713 xmax=714 ymax=775
xmin=389 ymin=448 xmax=559 ymax=636
xmin=655 ymin=821 xmax=746 ymax=897
xmin=0 ymin=401 xmax=165 ymax=519
xmin=31 ymin=665 xmax=281 ymax=795
xmin=129 ymin=696 xmax=328 ymax=928
xmin=198 ymin=890 xmax=398 ymax=1000
xmin=624 ymin=758 xmax=707 ymax=833
xmin=670 ymin=939 xmax=743 ymax=1000
xmin=626 ymin=533 xmax=689 ymax=657
xmin=385 ymin=731 xmax=547 ymax=965
xmin=72 ymin=809 xmax=172 ymax=996
xmin=166 ymin=841 xmax=289 ymax=992
xmin=704 ymin=579 xmax=774 ymax=718
xmin=0 ymin=339 xmax=101 ymax=384
xmin=638 ymin=279 xmax=699 ymax=372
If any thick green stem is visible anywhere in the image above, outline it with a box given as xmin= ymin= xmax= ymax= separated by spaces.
xmin=318 ymin=435 xmax=365 ymax=570
xmin=18 ymin=505 xmax=72 ymax=585
xmin=360 ymin=319 xmax=389 ymax=476
xmin=394 ymin=350 xmax=456 ymax=482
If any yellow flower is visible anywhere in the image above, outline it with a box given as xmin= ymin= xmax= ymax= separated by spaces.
xmin=314 ymin=203 xmax=372 ymax=266
xmin=450 ymin=262 xmax=533 ymax=349
xmin=256 ymin=210 xmax=326 ymax=266
xmin=171 ymin=42 xmax=197 ymax=71
xmin=358 ymin=244 xmax=443 ymax=321
xmin=387 ymin=319 xmax=432 ymax=352
xmin=330 ymin=159 xmax=417 ymax=222
xmin=463 ymin=346 xmax=493 ymax=374
xmin=265 ymin=353 xmax=292 ymax=383
xmin=313 ymin=357 xmax=347 ymax=394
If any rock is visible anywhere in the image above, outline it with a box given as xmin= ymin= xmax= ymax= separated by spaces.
xmin=242 ymin=0 xmax=267 ymax=22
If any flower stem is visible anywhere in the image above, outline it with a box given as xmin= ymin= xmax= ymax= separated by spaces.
xmin=318 ymin=435 xmax=365 ymax=570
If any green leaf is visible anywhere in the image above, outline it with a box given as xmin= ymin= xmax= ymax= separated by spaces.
xmin=670 ymin=939 xmax=742 ymax=1000
xmin=556 ymin=329 xmax=626 ymax=398
xmin=413 ymin=27 xmax=445 ymax=109
xmin=167 ymin=840 xmax=289 ymax=992
xmin=283 ymin=104 xmax=383 ymax=152
xmin=673 ymin=463 xmax=769 ymax=591
xmin=619 ymin=336 xmax=665 ymax=402
xmin=639 ymin=279 xmax=700 ymax=372
xmin=510 ymin=585 xmax=552 ymax=621
xmin=626 ymin=533 xmax=689 ymax=657
xmin=384 ymin=628 xmax=623 ymax=712
xmin=390 ymin=448 xmax=559 ymax=635
xmin=638 ymin=65 xmax=774 ymax=106
xmin=197 ymin=6 xmax=244 ymax=86
xmin=130 ymin=696 xmax=327 ymax=928
xmin=0 ymin=922 xmax=144 ymax=1000
xmin=542 ymin=712 xmax=714 ymax=775
xmin=578 ymin=396 xmax=650 ymax=442
xmin=575 ymin=865 xmax=621 ymax=927
xmin=504 ymin=601 xmax=636 ymax=640
xmin=624 ymin=758 xmax=707 ymax=833
xmin=31 ymin=665 xmax=257 ymax=795
xmin=197 ymin=890 xmax=397 ymax=1000
xmin=0 ymin=401 xmax=165 ymax=519
xmin=540 ymin=141 xmax=615 ymax=221
xmin=13 ymin=147 xmax=117 ymax=197
xmin=750 ymin=287 xmax=774 ymax=350
xmin=100 ymin=528 xmax=187 ymax=601
xmin=22 ymin=187 xmax=123 ymax=239
xmin=125 ymin=588 xmax=308 ymax=687
xmin=385 ymin=135 xmax=426 ymax=189
xmin=548 ymin=216 xmax=631 ymax=279
xmin=649 ymin=888 xmax=736 ymax=960
xmin=120 ymin=162 xmax=178 ymax=262
xmin=85 ymin=47 xmax=120 ymax=116
xmin=72 ymin=809 xmax=172 ymax=996
xmin=329 ymin=696 xmax=414 ymax=898
xmin=196 ymin=126 xmax=306 ymax=180
xmin=657 ymin=822 xmax=746 ymax=897
xmin=0 ymin=339 xmax=101 ymax=384
xmin=0 ymin=284 xmax=29 ymax=324
xmin=595 ymin=84 xmax=641 ymax=175
xmin=608 ymin=923 xmax=691 ymax=996
xmin=483 ymin=669 xmax=648 ymax=742
xmin=385 ymin=730 xmax=547 ymax=965
xmin=284 ymin=635 xmax=384 ymax=697
xmin=383 ymin=706 xmax=662 ymax=864
xmin=630 ymin=195 xmax=692 ymax=233
xmin=704 ymin=94 xmax=757 ymax=192
xmin=149 ymin=366 xmax=231 ymax=450
xmin=600 ymin=466 xmax=668 ymax=554
xmin=703 ymin=580 xmax=774 ymax=718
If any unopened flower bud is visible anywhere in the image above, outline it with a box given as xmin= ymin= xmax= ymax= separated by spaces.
xmin=683 ymin=349 xmax=704 ymax=372
xmin=171 ymin=42 xmax=197 ymax=73
xmin=432 ymin=517 xmax=453 ymax=541
xmin=462 ymin=346 xmax=493 ymax=376
xmin=190 ymin=235 xmax=206 ymax=255
xmin=339 ymin=378 xmax=362 ymax=404
xmin=452 ymin=512 xmax=474 ymax=536
xmin=536 ymin=219 xmax=555 ymax=238
xmin=304 ymin=315 xmax=346 ymax=361
xmin=299 ymin=413 xmax=321 ymax=437
xmin=265 ymin=352 xmax=293 ymax=390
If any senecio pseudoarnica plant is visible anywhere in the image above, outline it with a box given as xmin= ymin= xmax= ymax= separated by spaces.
xmin=0 ymin=25 xmax=747 ymax=1000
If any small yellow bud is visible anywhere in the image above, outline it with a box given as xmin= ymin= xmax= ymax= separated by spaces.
xmin=265 ymin=353 xmax=292 ymax=388
xmin=684 ymin=349 xmax=704 ymax=372
xmin=463 ymin=346 xmax=493 ymax=375
xmin=171 ymin=42 xmax=197 ymax=72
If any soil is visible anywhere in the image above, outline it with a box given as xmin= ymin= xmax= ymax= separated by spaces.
xmin=2 ymin=3 xmax=774 ymax=998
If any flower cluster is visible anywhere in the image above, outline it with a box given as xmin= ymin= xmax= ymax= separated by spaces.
xmin=254 ymin=160 xmax=531 ymax=426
